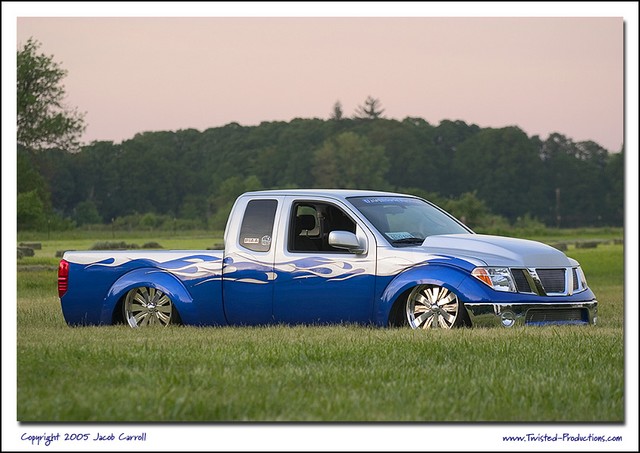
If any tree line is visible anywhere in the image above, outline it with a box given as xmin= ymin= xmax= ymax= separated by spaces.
xmin=16 ymin=37 xmax=624 ymax=232
xmin=18 ymin=117 xmax=624 ymax=231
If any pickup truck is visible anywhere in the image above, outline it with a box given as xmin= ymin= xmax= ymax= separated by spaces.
xmin=58 ymin=189 xmax=598 ymax=329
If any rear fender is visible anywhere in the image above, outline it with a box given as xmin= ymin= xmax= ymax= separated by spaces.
xmin=102 ymin=268 xmax=195 ymax=324
xmin=376 ymin=263 xmax=469 ymax=325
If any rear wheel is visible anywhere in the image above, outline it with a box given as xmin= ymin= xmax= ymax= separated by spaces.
xmin=123 ymin=287 xmax=175 ymax=327
xmin=405 ymin=284 xmax=464 ymax=329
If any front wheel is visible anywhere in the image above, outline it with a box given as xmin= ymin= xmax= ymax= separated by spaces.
xmin=405 ymin=285 xmax=466 ymax=329
xmin=123 ymin=287 xmax=175 ymax=327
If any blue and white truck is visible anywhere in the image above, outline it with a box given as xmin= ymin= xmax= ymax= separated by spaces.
xmin=58 ymin=189 xmax=598 ymax=329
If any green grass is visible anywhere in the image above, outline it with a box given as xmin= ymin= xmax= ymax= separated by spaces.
xmin=17 ymin=324 xmax=623 ymax=422
xmin=14 ymin=230 xmax=625 ymax=422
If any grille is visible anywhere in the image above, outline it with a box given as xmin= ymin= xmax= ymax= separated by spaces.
xmin=572 ymin=268 xmax=579 ymax=291
xmin=525 ymin=308 xmax=589 ymax=325
xmin=536 ymin=268 xmax=566 ymax=293
xmin=512 ymin=269 xmax=533 ymax=293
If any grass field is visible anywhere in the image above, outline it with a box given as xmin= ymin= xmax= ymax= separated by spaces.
xmin=14 ymin=230 xmax=625 ymax=422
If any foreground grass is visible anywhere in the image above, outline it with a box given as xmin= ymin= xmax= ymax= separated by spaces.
xmin=17 ymin=321 xmax=622 ymax=422
xmin=15 ymin=231 xmax=625 ymax=422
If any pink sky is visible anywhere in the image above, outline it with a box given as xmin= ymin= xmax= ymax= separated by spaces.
xmin=11 ymin=12 xmax=627 ymax=151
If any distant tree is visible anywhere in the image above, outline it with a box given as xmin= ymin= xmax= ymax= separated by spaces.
xmin=209 ymin=175 xmax=263 ymax=229
xmin=604 ymin=148 xmax=624 ymax=225
xmin=17 ymin=37 xmax=86 ymax=151
xmin=354 ymin=96 xmax=385 ymax=119
xmin=312 ymin=132 xmax=388 ymax=188
xmin=73 ymin=200 xmax=102 ymax=226
xmin=17 ymin=146 xmax=50 ymax=206
xmin=330 ymin=100 xmax=344 ymax=120
xmin=442 ymin=191 xmax=492 ymax=229
xmin=17 ymin=190 xmax=47 ymax=230
xmin=17 ymin=145 xmax=55 ymax=231
xmin=25 ymin=115 xmax=622 ymax=229
xmin=452 ymin=127 xmax=545 ymax=222
xmin=538 ymin=134 xmax=611 ymax=226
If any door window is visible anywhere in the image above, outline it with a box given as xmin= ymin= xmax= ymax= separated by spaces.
xmin=289 ymin=201 xmax=356 ymax=253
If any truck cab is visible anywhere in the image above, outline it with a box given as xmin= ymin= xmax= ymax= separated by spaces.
xmin=222 ymin=191 xmax=378 ymax=325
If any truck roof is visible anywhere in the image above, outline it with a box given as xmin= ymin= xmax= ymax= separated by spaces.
xmin=241 ymin=188 xmax=415 ymax=203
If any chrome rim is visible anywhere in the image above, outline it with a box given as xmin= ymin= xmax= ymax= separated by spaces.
xmin=124 ymin=287 xmax=173 ymax=327
xmin=406 ymin=285 xmax=459 ymax=329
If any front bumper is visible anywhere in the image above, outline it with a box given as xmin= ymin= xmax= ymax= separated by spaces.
xmin=464 ymin=299 xmax=598 ymax=327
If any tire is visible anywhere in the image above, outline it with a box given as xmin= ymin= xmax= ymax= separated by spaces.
xmin=123 ymin=287 xmax=175 ymax=327
xmin=405 ymin=284 xmax=465 ymax=329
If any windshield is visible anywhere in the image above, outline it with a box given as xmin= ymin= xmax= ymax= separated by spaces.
xmin=348 ymin=196 xmax=472 ymax=247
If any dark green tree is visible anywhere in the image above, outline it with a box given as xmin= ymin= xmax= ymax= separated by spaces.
xmin=312 ymin=132 xmax=388 ymax=189
xmin=17 ymin=190 xmax=47 ymax=230
xmin=17 ymin=146 xmax=50 ymax=205
xmin=354 ymin=96 xmax=385 ymax=119
xmin=27 ymin=116 xmax=622 ymax=229
xmin=17 ymin=38 xmax=86 ymax=151
xmin=430 ymin=120 xmax=481 ymax=198
xmin=539 ymin=134 xmax=611 ymax=226
xmin=73 ymin=200 xmax=102 ymax=226
xmin=209 ymin=175 xmax=263 ymax=229
xmin=367 ymin=118 xmax=437 ymax=192
xmin=604 ymin=148 xmax=624 ymax=225
xmin=443 ymin=191 xmax=492 ymax=229
xmin=17 ymin=145 xmax=54 ymax=230
xmin=330 ymin=101 xmax=344 ymax=120
xmin=452 ymin=127 xmax=545 ymax=222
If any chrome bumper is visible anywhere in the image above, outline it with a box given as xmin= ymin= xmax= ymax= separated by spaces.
xmin=464 ymin=300 xmax=598 ymax=327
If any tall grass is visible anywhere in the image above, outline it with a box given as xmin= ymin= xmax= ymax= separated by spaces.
xmin=15 ymin=233 xmax=625 ymax=422
xmin=17 ymin=323 xmax=622 ymax=422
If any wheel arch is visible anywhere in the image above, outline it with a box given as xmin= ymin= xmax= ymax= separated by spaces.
xmin=377 ymin=263 xmax=470 ymax=326
xmin=103 ymin=268 xmax=195 ymax=325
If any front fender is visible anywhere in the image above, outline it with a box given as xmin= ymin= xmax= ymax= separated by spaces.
xmin=102 ymin=268 xmax=196 ymax=324
xmin=376 ymin=262 xmax=469 ymax=325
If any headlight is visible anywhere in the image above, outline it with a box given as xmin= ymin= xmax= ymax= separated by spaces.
xmin=576 ymin=266 xmax=588 ymax=289
xmin=472 ymin=267 xmax=516 ymax=292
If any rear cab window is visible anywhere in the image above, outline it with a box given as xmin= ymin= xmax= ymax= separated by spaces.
xmin=238 ymin=199 xmax=278 ymax=252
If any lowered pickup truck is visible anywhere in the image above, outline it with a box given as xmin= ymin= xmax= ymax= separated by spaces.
xmin=58 ymin=189 xmax=597 ymax=329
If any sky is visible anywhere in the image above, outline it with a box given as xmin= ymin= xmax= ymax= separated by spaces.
xmin=2 ymin=2 xmax=639 ymax=452
xmin=7 ymin=5 xmax=631 ymax=152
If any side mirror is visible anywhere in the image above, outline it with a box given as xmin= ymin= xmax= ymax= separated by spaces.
xmin=328 ymin=231 xmax=365 ymax=254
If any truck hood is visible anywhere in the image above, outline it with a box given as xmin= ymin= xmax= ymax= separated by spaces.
xmin=421 ymin=234 xmax=572 ymax=268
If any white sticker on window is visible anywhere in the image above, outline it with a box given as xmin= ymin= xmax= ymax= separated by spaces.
xmin=386 ymin=232 xmax=415 ymax=240
xmin=243 ymin=237 xmax=260 ymax=244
